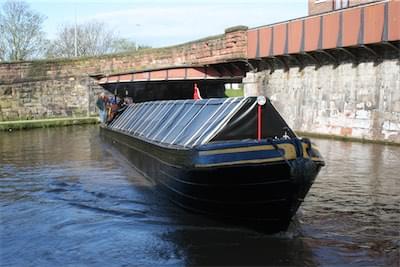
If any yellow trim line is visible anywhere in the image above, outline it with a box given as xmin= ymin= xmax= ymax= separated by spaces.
xmin=195 ymin=156 xmax=288 ymax=168
xmin=196 ymin=143 xmax=324 ymax=168
xmin=195 ymin=156 xmax=324 ymax=168
xmin=199 ymin=143 xmax=296 ymax=156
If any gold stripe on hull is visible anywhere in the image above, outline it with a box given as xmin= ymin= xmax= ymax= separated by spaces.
xmin=194 ymin=156 xmax=287 ymax=168
xmin=199 ymin=143 xmax=297 ymax=158
xmin=196 ymin=143 xmax=324 ymax=168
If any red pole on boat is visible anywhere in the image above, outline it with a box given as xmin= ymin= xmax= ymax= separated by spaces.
xmin=257 ymin=104 xmax=262 ymax=141
xmin=257 ymin=96 xmax=266 ymax=141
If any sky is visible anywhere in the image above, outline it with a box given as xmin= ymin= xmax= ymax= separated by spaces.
xmin=13 ymin=0 xmax=307 ymax=48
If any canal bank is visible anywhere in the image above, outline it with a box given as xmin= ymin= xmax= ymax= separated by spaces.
xmin=0 ymin=117 xmax=99 ymax=131
xmin=1 ymin=116 xmax=399 ymax=146
xmin=297 ymin=131 xmax=400 ymax=146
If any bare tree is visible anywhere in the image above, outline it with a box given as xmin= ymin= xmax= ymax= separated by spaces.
xmin=48 ymin=21 xmax=121 ymax=58
xmin=111 ymin=37 xmax=137 ymax=53
xmin=0 ymin=0 xmax=46 ymax=61
xmin=0 ymin=24 xmax=5 ymax=61
xmin=46 ymin=21 xmax=150 ymax=58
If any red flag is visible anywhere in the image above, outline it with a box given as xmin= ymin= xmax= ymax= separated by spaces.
xmin=193 ymin=83 xmax=202 ymax=100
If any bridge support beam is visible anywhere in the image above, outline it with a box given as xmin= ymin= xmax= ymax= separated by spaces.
xmin=382 ymin=42 xmax=400 ymax=54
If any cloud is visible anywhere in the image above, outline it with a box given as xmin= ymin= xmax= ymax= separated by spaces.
xmin=30 ymin=0 xmax=306 ymax=47
xmin=83 ymin=1 xmax=306 ymax=47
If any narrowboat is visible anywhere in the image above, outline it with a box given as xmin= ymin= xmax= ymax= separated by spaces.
xmin=100 ymin=96 xmax=325 ymax=233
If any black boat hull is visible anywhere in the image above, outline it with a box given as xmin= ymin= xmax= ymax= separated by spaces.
xmin=100 ymin=126 xmax=323 ymax=233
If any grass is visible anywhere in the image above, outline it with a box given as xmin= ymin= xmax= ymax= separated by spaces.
xmin=225 ymin=88 xmax=244 ymax=97
xmin=0 ymin=117 xmax=99 ymax=131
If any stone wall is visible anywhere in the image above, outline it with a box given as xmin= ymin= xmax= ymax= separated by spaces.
xmin=244 ymin=57 xmax=400 ymax=143
xmin=0 ymin=77 xmax=101 ymax=121
xmin=0 ymin=26 xmax=248 ymax=121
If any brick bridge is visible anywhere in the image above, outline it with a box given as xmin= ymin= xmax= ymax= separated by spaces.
xmin=95 ymin=0 xmax=399 ymax=87
xmin=0 ymin=0 xmax=399 ymax=142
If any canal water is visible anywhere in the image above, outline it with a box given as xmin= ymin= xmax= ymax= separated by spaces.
xmin=1 ymin=125 xmax=399 ymax=266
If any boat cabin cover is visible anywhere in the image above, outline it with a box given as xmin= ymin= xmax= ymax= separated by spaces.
xmin=108 ymin=97 xmax=296 ymax=148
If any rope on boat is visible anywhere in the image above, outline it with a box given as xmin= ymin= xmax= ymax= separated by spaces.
xmin=270 ymin=138 xmax=318 ymax=189
xmin=270 ymin=140 xmax=293 ymax=169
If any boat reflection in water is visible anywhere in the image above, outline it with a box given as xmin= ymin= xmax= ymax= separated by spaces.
xmin=101 ymin=96 xmax=325 ymax=233
xmin=159 ymin=222 xmax=317 ymax=266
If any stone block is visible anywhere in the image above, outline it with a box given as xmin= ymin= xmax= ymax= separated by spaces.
xmin=340 ymin=127 xmax=353 ymax=137
xmin=393 ymin=101 xmax=400 ymax=113
xmin=0 ymin=100 xmax=12 ymax=109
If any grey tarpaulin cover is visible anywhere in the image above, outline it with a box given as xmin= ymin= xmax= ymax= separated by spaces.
xmin=108 ymin=97 xmax=296 ymax=148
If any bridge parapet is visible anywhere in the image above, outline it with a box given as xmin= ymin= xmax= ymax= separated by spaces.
xmin=0 ymin=26 xmax=248 ymax=85
xmin=247 ymin=0 xmax=399 ymax=70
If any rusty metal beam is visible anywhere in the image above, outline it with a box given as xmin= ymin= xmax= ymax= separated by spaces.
xmin=229 ymin=62 xmax=247 ymax=76
xmin=293 ymin=55 xmax=305 ymax=71
xmin=212 ymin=65 xmax=224 ymax=77
xmin=360 ymin=45 xmax=379 ymax=60
xmin=222 ymin=64 xmax=234 ymax=77
xmin=301 ymin=52 xmax=320 ymax=69
xmin=236 ymin=59 xmax=258 ymax=72
xmin=272 ymin=56 xmax=289 ymax=72
xmin=264 ymin=59 xmax=275 ymax=74
xmin=284 ymin=54 xmax=304 ymax=70
xmin=245 ymin=60 xmax=257 ymax=72
xmin=316 ymin=50 xmax=338 ymax=66
xmin=336 ymin=47 xmax=357 ymax=63
xmin=254 ymin=60 xmax=263 ymax=72
xmin=382 ymin=41 xmax=400 ymax=54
